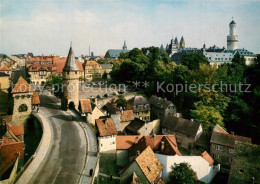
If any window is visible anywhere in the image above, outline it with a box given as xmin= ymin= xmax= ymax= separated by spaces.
xmin=229 ymin=148 xmax=234 ymax=154
xmin=18 ymin=104 xmax=28 ymax=112
xmin=215 ymin=145 xmax=223 ymax=151
xmin=147 ymin=166 xmax=151 ymax=172
xmin=214 ymin=154 xmax=220 ymax=159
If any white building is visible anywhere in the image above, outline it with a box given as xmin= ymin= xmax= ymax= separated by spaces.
xmin=156 ymin=152 xmax=220 ymax=183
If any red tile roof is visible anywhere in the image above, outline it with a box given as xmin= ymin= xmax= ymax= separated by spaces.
xmin=80 ymin=99 xmax=92 ymax=113
xmin=32 ymin=92 xmax=40 ymax=105
xmin=6 ymin=123 xmax=24 ymax=136
xmin=96 ymin=118 xmax=117 ymax=137
xmin=53 ymin=58 xmax=84 ymax=73
xmin=116 ymin=135 xmax=143 ymax=150
xmin=135 ymin=146 xmax=164 ymax=183
xmin=11 ymin=76 xmax=34 ymax=93
xmin=201 ymin=151 xmax=214 ymax=166
xmin=0 ymin=65 xmax=10 ymax=71
xmin=128 ymin=135 xmax=181 ymax=156
xmin=120 ymin=110 xmax=135 ymax=122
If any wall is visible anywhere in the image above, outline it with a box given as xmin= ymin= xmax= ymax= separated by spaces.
xmin=210 ymin=143 xmax=233 ymax=168
xmin=120 ymin=161 xmax=149 ymax=184
xmin=95 ymin=94 xmax=135 ymax=108
xmin=116 ymin=150 xmax=128 ymax=168
xmin=86 ymin=107 xmax=105 ymax=126
xmin=156 ymin=154 xmax=219 ymax=183
xmin=12 ymin=92 xmax=33 ymax=126
xmin=98 ymin=135 xmax=116 ymax=152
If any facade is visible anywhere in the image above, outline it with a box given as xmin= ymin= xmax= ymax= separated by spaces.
xmin=156 ymin=152 xmax=220 ymax=183
xmin=120 ymin=146 xmax=164 ymax=184
xmin=162 ymin=115 xmax=203 ymax=149
xmin=105 ymin=41 xmax=130 ymax=58
xmin=126 ymin=96 xmax=151 ymax=122
xmin=61 ymin=46 xmax=80 ymax=110
xmin=210 ymin=125 xmax=252 ymax=170
xmin=96 ymin=118 xmax=117 ymax=152
xmin=0 ymin=73 xmax=10 ymax=116
xmin=227 ymin=19 xmax=238 ymax=50
xmin=149 ymin=95 xmax=176 ymax=122
xmin=11 ymin=76 xmax=34 ymax=126
xmin=84 ymin=60 xmax=102 ymax=81
xmin=10 ymin=55 xmax=26 ymax=67
xmin=228 ymin=142 xmax=260 ymax=184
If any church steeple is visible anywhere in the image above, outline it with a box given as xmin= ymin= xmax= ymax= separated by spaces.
xmin=123 ymin=40 xmax=127 ymax=50
xmin=63 ymin=46 xmax=79 ymax=72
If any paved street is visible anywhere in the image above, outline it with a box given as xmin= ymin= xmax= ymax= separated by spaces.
xmin=28 ymin=94 xmax=87 ymax=184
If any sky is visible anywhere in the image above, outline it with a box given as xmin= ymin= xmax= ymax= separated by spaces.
xmin=0 ymin=0 xmax=259 ymax=56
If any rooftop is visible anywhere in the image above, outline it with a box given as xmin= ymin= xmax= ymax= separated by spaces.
xmin=11 ymin=76 xmax=34 ymax=93
xmin=163 ymin=115 xmax=201 ymax=137
xmin=96 ymin=118 xmax=117 ymax=137
xmin=149 ymin=95 xmax=175 ymax=110
xmin=32 ymin=92 xmax=40 ymax=105
xmin=80 ymin=99 xmax=92 ymax=114
xmin=63 ymin=47 xmax=79 ymax=72
xmin=135 ymin=146 xmax=164 ymax=183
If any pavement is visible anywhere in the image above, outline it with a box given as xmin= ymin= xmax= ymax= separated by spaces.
xmin=17 ymin=94 xmax=88 ymax=184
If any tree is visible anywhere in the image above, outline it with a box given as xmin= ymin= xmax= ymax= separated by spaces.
xmin=181 ymin=53 xmax=209 ymax=70
xmin=119 ymin=60 xmax=144 ymax=81
xmin=45 ymin=73 xmax=63 ymax=98
xmin=232 ymin=53 xmax=246 ymax=66
xmin=115 ymin=95 xmax=127 ymax=109
xmin=102 ymin=72 xmax=108 ymax=80
xmin=167 ymin=163 xmax=199 ymax=184
xmin=190 ymin=102 xmax=224 ymax=132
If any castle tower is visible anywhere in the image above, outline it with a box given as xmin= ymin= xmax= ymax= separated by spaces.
xmin=174 ymin=37 xmax=179 ymax=48
xmin=227 ymin=19 xmax=238 ymax=50
xmin=123 ymin=40 xmax=127 ymax=50
xmin=180 ymin=36 xmax=185 ymax=48
xmin=61 ymin=46 xmax=79 ymax=110
xmin=11 ymin=76 xmax=34 ymax=126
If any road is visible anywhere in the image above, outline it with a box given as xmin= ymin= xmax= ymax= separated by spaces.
xmin=28 ymin=94 xmax=87 ymax=184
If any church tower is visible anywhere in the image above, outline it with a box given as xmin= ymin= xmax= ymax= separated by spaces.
xmin=123 ymin=40 xmax=127 ymax=50
xmin=180 ymin=36 xmax=185 ymax=48
xmin=227 ymin=19 xmax=238 ymax=50
xmin=61 ymin=46 xmax=79 ymax=110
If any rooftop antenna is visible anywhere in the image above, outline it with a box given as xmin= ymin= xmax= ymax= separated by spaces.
xmin=89 ymin=45 xmax=90 ymax=56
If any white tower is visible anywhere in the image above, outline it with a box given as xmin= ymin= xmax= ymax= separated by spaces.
xmin=227 ymin=18 xmax=238 ymax=50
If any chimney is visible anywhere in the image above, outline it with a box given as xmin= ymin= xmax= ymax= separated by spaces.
xmin=161 ymin=141 xmax=165 ymax=152
xmin=137 ymin=150 xmax=140 ymax=155
xmin=191 ymin=119 xmax=194 ymax=122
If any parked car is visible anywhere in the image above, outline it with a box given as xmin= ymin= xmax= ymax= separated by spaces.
xmin=96 ymin=95 xmax=102 ymax=98
xmin=104 ymin=93 xmax=110 ymax=97
xmin=118 ymin=90 xmax=125 ymax=94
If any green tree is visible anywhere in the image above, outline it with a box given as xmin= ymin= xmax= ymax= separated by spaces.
xmin=167 ymin=163 xmax=199 ymax=184
xmin=116 ymin=95 xmax=127 ymax=109
xmin=119 ymin=60 xmax=144 ymax=81
xmin=45 ymin=73 xmax=63 ymax=98
xmin=102 ymin=72 xmax=108 ymax=80
xmin=190 ymin=102 xmax=224 ymax=132
xmin=232 ymin=53 xmax=246 ymax=66
xmin=181 ymin=53 xmax=209 ymax=70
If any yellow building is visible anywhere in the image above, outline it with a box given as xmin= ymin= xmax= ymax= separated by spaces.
xmin=0 ymin=73 xmax=10 ymax=115
xmin=84 ymin=60 xmax=102 ymax=81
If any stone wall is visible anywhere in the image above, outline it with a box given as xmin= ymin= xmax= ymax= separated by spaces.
xmin=12 ymin=92 xmax=32 ymax=126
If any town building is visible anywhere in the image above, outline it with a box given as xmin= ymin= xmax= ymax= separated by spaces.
xmin=79 ymin=99 xmax=105 ymax=125
xmin=105 ymin=40 xmax=130 ymax=58
xmin=149 ymin=95 xmax=176 ymax=122
xmin=61 ymin=46 xmax=80 ymax=110
xmin=156 ymin=151 xmax=220 ymax=183
xmin=83 ymin=60 xmax=102 ymax=81
xmin=0 ymin=65 xmax=11 ymax=75
xmin=119 ymin=110 xmax=135 ymax=132
xmin=162 ymin=115 xmax=203 ymax=149
xmin=120 ymin=146 xmax=164 ymax=184
xmin=100 ymin=64 xmax=113 ymax=78
xmin=10 ymin=55 xmax=26 ymax=67
xmin=11 ymin=76 xmax=34 ymax=126
xmin=0 ymin=73 xmax=10 ymax=116
xmin=95 ymin=118 xmax=117 ymax=152
xmin=126 ymin=96 xmax=151 ymax=122
xmin=228 ymin=142 xmax=260 ymax=184
xmin=0 ymin=123 xmax=24 ymax=183
xmin=210 ymin=125 xmax=252 ymax=171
